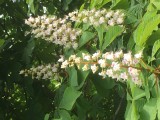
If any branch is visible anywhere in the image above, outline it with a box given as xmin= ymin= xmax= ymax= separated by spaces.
xmin=113 ymin=93 xmax=125 ymax=120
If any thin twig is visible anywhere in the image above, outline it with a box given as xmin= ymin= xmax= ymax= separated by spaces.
xmin=113 ymin=93 xmax=125 ymax=120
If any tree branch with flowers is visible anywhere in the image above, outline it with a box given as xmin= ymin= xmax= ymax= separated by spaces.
xmin=20 ymin=5 xmax=160 ymax=120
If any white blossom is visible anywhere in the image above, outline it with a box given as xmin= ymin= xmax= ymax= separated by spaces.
xmin=108 ymin=19 xmax=115 ymax=26
xmin=58 ymin=55 xmax=65 ymax=62
xmin=134 ymin=51 xmax=142 ymax=59
xmin=106 ymin=69 xmax=113 ymax=78
xmin=20 ymin=64 xmax=60 ymax=80
xmin=82 ymin=65 xmax=89 ymax=71
xmin=91 ymin=64 xmax=98 ymax=73
xmin=99 ymin=70 xmax=106 ymax=78
xmin=82 ymin=53 xmax=91 ymax=61
xmin=111 ymin=62 xmax=120 ymax=71
xmin=120 ymin=72 xmax=128 ymax=80
xmin=123 ymin=52 xmax=132 ymax=65
xmin=117 ymin=17 xmax=124 ymax=24
xmin=114 ymin=50 xmax=123 ymax=59
xmin=60 ymin=50 xmax=143 ymax=86
xmin=102 ymin=52 xmax=114 ymax=60
xmin=98 ymin=59 xmax=106 ymax=68
xmin=92 ymin=50 xmax=101 ymax=60
xmin=61 ymin=60 xmax=69 ymax=68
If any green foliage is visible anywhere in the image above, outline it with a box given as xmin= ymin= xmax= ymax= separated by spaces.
xmin=59 ymin=86 xmax=81 ymax=110
xmin=78 ymin=31 xmax=95 ymax=48
xmin=1 ymin=0 xmax=160 ymax=120
xmin=134 ymin=11 xmax=160 ymax=50
xmin=102 ymin=26 xmax=124 ymax=51
xmin=152 ymin=39 xmax=160 ymax=58
xmin=140 ymin=98 xmax=157 ymax=120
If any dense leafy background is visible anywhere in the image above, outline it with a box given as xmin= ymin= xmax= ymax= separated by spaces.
xmin=1 ymin=0 xmax=160 ymax=120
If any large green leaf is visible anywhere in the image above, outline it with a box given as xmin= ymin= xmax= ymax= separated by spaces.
xmin=78 ymin=31 xmax=95 ymax=48
xmin=76 ymin=97 xmax=91 ymax=120
xmin=90 ymin=0 xmax=103 ymax=8
xmin=140 ymin=98 xmax=157 ymax=120
xmin=102 ymin=26 xmax=124 ymax=51
xmin=134 ymin=12 xmax=160 ymax=47
xmin=67 ymin=67 xmax=78 ymax=87
xmin=77 ymin=70 xmax=90 ymax=90
xmin=59 ymin=110 xmax=72 ymax=120
xmin=152 ymin=39 xmax=160 ymax=58
xmin=131 ymin=101 xmax=139 ymax=120
xmin=129 ymin=81 xmax=145 ymax=100
xmin=112 ymin=0 xmax=129 ymax=9
xmin=97 ymin=0 xmax=111 ymax=8
xmin=147 ymin=29 xmax=160 ymax=45
xmin=95 ymin=23 xmax=106 ymax=49
xmin=125 ymin=102 xmax=132 ymax=120
xmin=127 ymin=35 xmax=135 ymax=50
xmin=125 ymin=101 xmax=139 ymax=120
xmin=92 ymin=74 xmax=115 ymax=97
xmin=152 ymin=2 xmax=160 ymax=10
xmin=59 ymin=87 xmax=81 ymax=110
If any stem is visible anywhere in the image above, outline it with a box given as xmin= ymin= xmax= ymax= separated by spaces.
xmin=69 ymin=61 xmax=160 ymax=75
xmin=113 ymin=93 xmax=125 ymax=120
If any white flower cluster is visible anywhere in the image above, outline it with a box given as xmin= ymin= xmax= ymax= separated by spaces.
xmin=25 ymin=15 xmax=82 ymax=49
xmin=58 ymin=50 xmax=143 ymax=86
xmin=68 ymin=9 xmax=125 ymax=26
xmin=19 ymin=64 xmax=60 ymax=80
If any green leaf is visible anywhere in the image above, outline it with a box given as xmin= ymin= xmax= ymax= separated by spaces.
xmin=157 ymin=97 xmax=160 ymax=119
xmin=131 ymin=101 xmax=139 ymax=120
xmin=140 ymin=98 xmax=157 ymax=120
xmin=125 ymin=12 xmax=138 ymax=24
xmin=148 ymin=74 xmax=156 ymax=90
xmin=133 ymin=88 xmax=146 ymax=101
xmin=82 ymin=23 xmax=90 ymax=31
xmin=22 ymin=38 xmax=35 ymax=65
xmin=152 ymin=39 xmax=160 ymax=58
xmin=59 ymin=110 xmax=72 ymax=120
xmin=26 ymin=0 xmax=35 ymax=14
xmin=152 ymin=2 xmax=160 ymax=10
xmin=0 ymin=39 xmax=4 ymax=47
xmin=90 ymin=0 xmax=103 ymax=8
xmin=130 ymin=82 xmax=145 ymax=100
xmin=62 ymin=0 xmax=72 ymax=11
xmin=78 ymin=31 xmax=95 ymax=48
xmin=95 ymin=24 xmax=106 ymax=49
xmin=76 ymin=97 xmax=90 ymax=120
xmin=77 ymin=70 xmax=90 ymax=90
xmin=125 ymin=101 xmax=139 ymax=120
xmin=44 ymin=114 xmax=49 ymax=120
xmin=112 ymin=0 xmax=129 ymax=9
xmin=67 ymin=67 xmax=78 ymax=87
xmin=134 ymin=12 xmax=160 ymax=47
xmin=102 ymin=26 xmax=124 ymax=51
xmin=59 ymin=87 xmax=81 ymax=110
xmin=97 ymin=0 xmax=111 ymax=8
xmin=125 ymin=102 xmax=132 ymax=120
xmin=147 ymin=29 xmax=160 ymax=46
xmin=92 ymin=75 xmax=115 ymax=97
xmin=127 ymin=35 xmax=135 ymax=50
